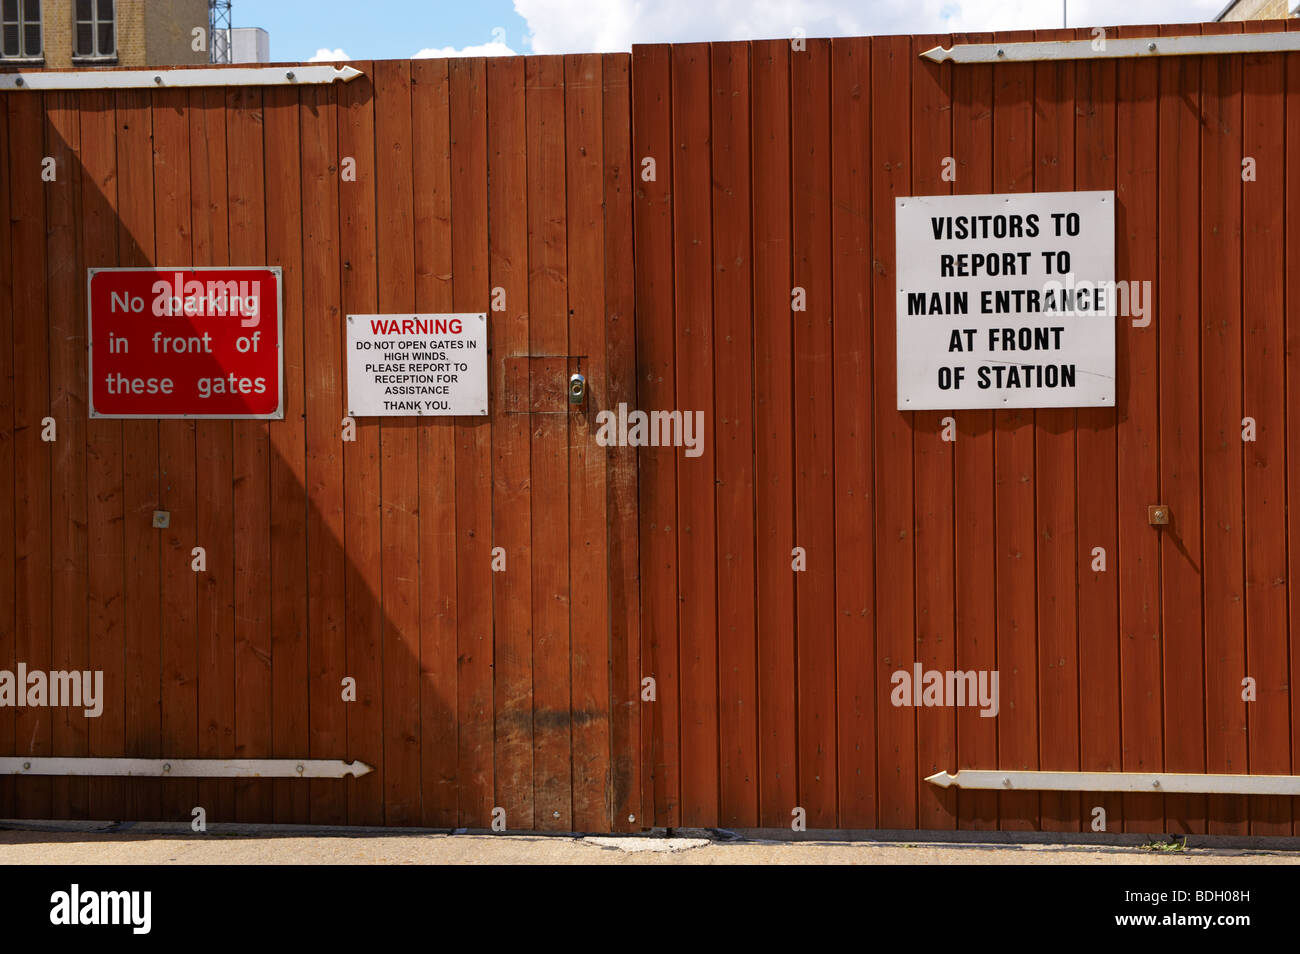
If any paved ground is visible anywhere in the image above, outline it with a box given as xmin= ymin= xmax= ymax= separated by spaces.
xmin=1 ymin=822 xmax=1298 ymax=864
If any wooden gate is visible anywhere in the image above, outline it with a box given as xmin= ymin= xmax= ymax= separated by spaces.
xmin=631 ymin=20 xmax=1300 ymax=834
xmin=0 ymin=54 xmax=641 ymax=831
xmin=4 ymin=18 xmax=1300 ymax=835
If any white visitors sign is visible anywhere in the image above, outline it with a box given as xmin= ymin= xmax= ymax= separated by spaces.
xmin=346 ymin=313 xmax=488 ymax=416
xmin=895 ymin=190 xmax=1115 ymax=410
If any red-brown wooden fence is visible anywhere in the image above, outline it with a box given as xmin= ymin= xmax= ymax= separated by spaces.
xmin=2 ymin=19 xmax=1299 ymax=834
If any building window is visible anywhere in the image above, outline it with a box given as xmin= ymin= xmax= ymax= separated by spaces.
xmin=74 ymin=0 xmax=114 ymax=58
xmin=1 ymin=0 xmax=42 ymax=59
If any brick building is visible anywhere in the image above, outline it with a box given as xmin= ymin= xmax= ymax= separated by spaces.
xmin=1216 ymin=0 xmax=1296 ymax=19
xmin=1 ymin=0 xmax=209 ymax=68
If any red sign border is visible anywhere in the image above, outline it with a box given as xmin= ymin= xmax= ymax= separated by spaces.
xmin=87 ymin=266 xmax=286 ymax=420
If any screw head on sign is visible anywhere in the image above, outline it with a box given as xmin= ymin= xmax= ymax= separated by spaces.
xmin=23 ymin=762 xmax=30 ymax=770
xmin=628 ymin=814 xmax=636 ymax=823
xmin=15 ymin=77 xmax=24 ymax=87
xmin=297 ymin=764 xmax=304 ymax=775
xmin=287 ymin=71 xmax=295 ymax=80
xmin=996 ymin=48 xmax=1005 ymax=57
xmin=1148 ymin=42 xmax=1156 ymax=51
xmin=163 ymin=763 xmax=171 ymax=773
xmin=154 ymin=75 xmax=162 ymax=84
xmin=1002 ymin=777 xmax=1011 ymax=787
xmin=553 ymin=811 xmax=560 ymax=819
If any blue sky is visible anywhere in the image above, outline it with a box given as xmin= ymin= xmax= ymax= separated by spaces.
xmin=236 ymin=0 xmax=1232 ymax=61
xmin=238 ymin=0 xmax=531 ymax=61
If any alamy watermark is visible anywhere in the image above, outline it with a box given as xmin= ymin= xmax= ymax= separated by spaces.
xmin=890 ymin=663 xmax=999 ymax=718
xmin=0 ymin=664 xmax=103 ymax=717
xmin=594 ymin=403 xmax=705 ymax=458
xmin=50 ymin=884 xmax=151 ymax=934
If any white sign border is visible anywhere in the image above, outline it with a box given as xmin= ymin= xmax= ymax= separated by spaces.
xmin=86 ymin=265 xmax=286 ymax=421
xmin=894 ymin=189 xmax=1116 ymax=412
xmin=345 ymin=312 xmax=489 ymax=418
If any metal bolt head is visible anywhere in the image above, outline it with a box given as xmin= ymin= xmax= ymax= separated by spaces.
xmin=1148 ymin=42 xmax=1157 ymax=51
xmin=286 ymin=71 xmax=295 ymax=80
xmin=22 ymin=761 xmax=30 ymax=770
xmin=996 ymin=48 xmax=1005 ymax=57
xmin=152 ymin=510 xmax=170 ymax=529
xmin=628 ymin=814 xmax=636 ymax=823
xmin=14 ymin=76 xmax=24 ymax=87
xmin=552 ymin=810 xmax=560 ymax=818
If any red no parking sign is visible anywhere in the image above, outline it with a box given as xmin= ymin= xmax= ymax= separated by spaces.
xmin=88 ymin=267 xmax=284 ymax=419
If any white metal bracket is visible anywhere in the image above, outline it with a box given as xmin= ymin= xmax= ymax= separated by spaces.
xmin=928 ymin=769 xmax=1300 ymax=796
xmin=0 ymin=757 xmax=373 ymax=779
xmin=922 ymin=31 xmax=1300 ymax=64
xmin=0 ymin=64 xmax=363 ymax=92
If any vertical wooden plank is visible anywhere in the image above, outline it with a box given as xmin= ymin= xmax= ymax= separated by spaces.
xmin=506 ymin=55 xmax=573 ymax=829
xmin=871 ymin=34 xmax=917 ymax=830
xmin=1115 ymin=23 xmax=1165 ymax=836
xmin=1157 ymin=22 xmax=1206 ymax=837
xmin=711 ymin=40 xmax=758 ymax=828
xmin=565 ymin=51 xmax=612 ymax=832
xmin=1199 ymin=21 xmax=1247 ymax=836
xmin=1240 ymin=21 xmax=1289 ymax=836
xmin=750 ymin=39 xmax=797 ymax=829
xmin=631 ymin=44 xmax=680 ymax=827
xmin=990 ymin=30 xmax=1038 ymax=832
xmin=449 ymin=57 xmax=494 ymax=828
xmin=338 ymin=62 xmax=384 ymax=826
xmin=299 ymin=82 xmax=349 ymax=825
xmin=526 ymin=55 xmax=572 ymax=830
xmin=46 ymin=92 xmax=91 ymax=819
xmin=115 ymin=89 xmax=162 ymax=821
xmin=0 ymin=94 xmax=12 ymax=819
xmin=227 ymin=86 xmax=274 ymax=823
xmin=830 ymin=35 xmax=876 ymax=830
xmin=190 ymin=86 xmax=235 ymax=823
xmin=950 ymin=31 xmax=998 ymax=832
xmin=151 ymin=88 xmax=198 ymax=822
xmin=1287 ymin=17 xmax=1300 ymax=838
xmin=1032 ymin=27 xmax=1080 ymax=834
xmin=910 ymin=32 xmax=957 ymax=831
xmin=1074 ymin=27 xmax=1122 ymax=837
xmin=791 ymin=38 xmax=837 ymax=829
xmin=80 ymin=91 xmax=125 ymax=821
xmin=670 ymin=43 xmax=719 ymax=828
xmin=7 ymin=93 xmax=50 ymax=818
xmin=629 ymin=44 xmax=681 ymax=831
xmin=411 ymin=57 xmax=459 ymax=828
xmin=16 ymin=93 xmax=56 ymax=819
xmin=264 ymin=83 xmax=310 ymax=824
xmin=486 ymin=55 xmax=531 ymax=831
xmin=603 ymin=52 xmax=643 ymax=833
xmin=373 ymin=59 xmax=422 ymax=826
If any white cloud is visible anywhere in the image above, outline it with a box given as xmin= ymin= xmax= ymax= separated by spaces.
xmin=512 ymin=0 xmax=1230 ymax=54
xmin=412 ymin=40 xmax=518 ymax=58
xmin=307 ymin=47 xmax=350 ymax=61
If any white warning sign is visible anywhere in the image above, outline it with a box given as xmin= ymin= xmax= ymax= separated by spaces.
xmin=895 ymin=190 xmax=1115 ymax=410
xmin=346 ymin=313 xmax=487 ymax=416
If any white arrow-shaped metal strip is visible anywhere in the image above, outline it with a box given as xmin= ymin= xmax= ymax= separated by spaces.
xmin=927 ymin=769 xmax=1300 ymax=796
xmin=1 ymin=65 xmax=362 ymax=91
xmin=922 ymin=31 xmax=1300 ymax=64
xmin=0 ymin=757 xmax=373 ymax=779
